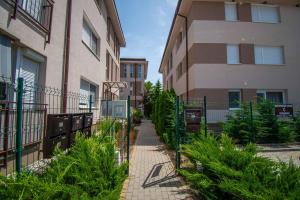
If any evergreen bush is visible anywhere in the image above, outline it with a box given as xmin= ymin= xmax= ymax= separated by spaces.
xmin=0 ymin=134 xmax=127 ymax=200
xmin=179 ymin=133 xmax=300 ymax=200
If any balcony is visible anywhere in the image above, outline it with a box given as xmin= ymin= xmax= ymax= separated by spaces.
xmin=5 ymin=0 xmax=54 ymax=43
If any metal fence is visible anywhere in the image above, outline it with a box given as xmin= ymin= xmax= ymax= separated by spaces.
xmin=0 ymin=76 xmax=99 ymax=176
xmin=174 ymin=96 xmax=300 ymax=169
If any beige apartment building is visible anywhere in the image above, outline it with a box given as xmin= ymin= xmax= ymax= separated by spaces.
xmin=160 ymin=0 xmax=300 ymax=123
xmin=120 ymin=58 xmax=148 ymax=110
xmin=0 ymin=0 xmax=125 ymax=113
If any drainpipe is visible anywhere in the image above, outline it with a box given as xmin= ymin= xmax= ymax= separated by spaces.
xmin=134 ymin=64 xmax=137 ymax=109
xmin=62 ymin=0 xmax=72 ymax=113
xmin=177 ymin=14 xmax=189 ymax=103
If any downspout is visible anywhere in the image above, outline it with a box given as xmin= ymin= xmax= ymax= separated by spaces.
xmin=62 ymin=0 xmax=72 ymax=113
xmin=134 ymin=64 xmax=137 ymax=109
xmin=177 ymin=14 xmax=189 ymax=103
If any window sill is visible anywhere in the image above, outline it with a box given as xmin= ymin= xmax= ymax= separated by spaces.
xmin=82 ymin=41 xmax=100 ymax=61
xmin=227 ymin=63 xmax=241 ymax=65
xmin=229 ymin=108 xmax=241 ymax=111
xmin=254 ymin=63 xmax=286 ymax=66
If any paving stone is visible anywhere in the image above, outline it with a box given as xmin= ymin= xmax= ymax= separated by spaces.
xmin=123 ymin=120 xmax=194 ymax=200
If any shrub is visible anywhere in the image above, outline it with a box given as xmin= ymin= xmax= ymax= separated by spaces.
xmin=132 ymin=109 xmax=143 ymax=124
xmin=294 ymin=112 xmax=300 ymax=141
xmin=0 ymin=134 xmax=127 ymax=200
xmin=179 ymin=133 xmax=300 ymax=200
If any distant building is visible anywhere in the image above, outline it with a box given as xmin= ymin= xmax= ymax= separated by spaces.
xmin=159 ymin=0 xmax=300 ymax=123
xmin=120 ymin=58 xmax=148 ymax=110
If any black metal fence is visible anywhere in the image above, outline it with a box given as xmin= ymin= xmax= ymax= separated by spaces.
xmin=0 ymin=76 xmax=97 ymax=176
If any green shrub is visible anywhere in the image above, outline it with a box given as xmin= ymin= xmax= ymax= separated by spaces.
xmin=0 ymin=134 xmax=127 ymax=200
xmin=179 ymin=133 xmax=300 ymax=200
xmin=294 ymin=112 xmax=300 ymax=141
xmin=132 ymin=109 xmax=143 ymax=124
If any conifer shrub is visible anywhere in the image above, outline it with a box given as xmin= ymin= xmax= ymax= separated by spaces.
xmin=179 ymin=133 xmax=300 ymax=200
xmin=0 ymin=134 xmax=127 ymax=200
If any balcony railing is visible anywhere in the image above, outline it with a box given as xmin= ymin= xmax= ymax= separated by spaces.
xmin=5 ymin=0 xmax=54 ymax=43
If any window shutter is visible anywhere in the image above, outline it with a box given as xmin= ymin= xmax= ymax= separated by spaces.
xmin=251 ymin=5 xmax=279 ymax=23
xmin=239 ymin=44 xmax=255 ymax=64
xmin=0 ymin=35 xmax=12 ymax=79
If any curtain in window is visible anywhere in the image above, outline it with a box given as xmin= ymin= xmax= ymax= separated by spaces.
xmin=225 ymin=3 xmax=237 ymax=21
xmin=255 ymin=46 xmax=283 ymax=65
xmin=0 ymin=34 xmax=12 ymax=80
xmin=227 ymin=44 xmax=240 ymax=64
xmin=22 ymin=0 xmax=43 ymax=22
xmin=252 ymin=5 xmax=279 ymax=23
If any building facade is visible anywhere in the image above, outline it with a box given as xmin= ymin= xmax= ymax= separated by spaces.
xmin=120 ymin=58 xmax=148 ymax=110
xmin=0 ymin=0 xmax=125 ymax=113
xmin=159 ymin=0 xmax=300 ymax=123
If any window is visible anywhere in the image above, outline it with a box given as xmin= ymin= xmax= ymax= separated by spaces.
xmin=130 ymin=64 xmax=134 ymax=78
xmin=106 ymin=52 xmax=110 ymax=80
xmin=251 ymin=4 xmax=279 ymax=23
xmin=229 ymin=90 xmax=241 ymax=109
xmin=177 ymin=63 xmax=183 ymax=80
xmin=227 ymin=44 xmax=240 ymax=64
xmin=122 ymin=64 xmax=127 ymax=78
xmin=82 ymin=19 xmax=99 ymax=56
xmin=225 ymin=2 xmax=237 ymax=21
xmin=254 ymin=46 xmax=284 ymax=65
xmin=257 ymin=90 xmax=284 ymax=104
xmin=96 ymin=0 xmax=104 ymax=13
xmin=177 ymin=32 xmax=183 ymax=50
xmin=137 ymin=64 xmax=142 ymax=79
xmin=80 ymin=79 xmax=97 ymax=108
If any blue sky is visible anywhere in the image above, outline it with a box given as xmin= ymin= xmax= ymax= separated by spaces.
xmin=115 ymin=0 xmax=178 ymax=84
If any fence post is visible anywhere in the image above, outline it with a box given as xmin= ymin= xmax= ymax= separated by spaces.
xmin=204 ymin=96 xmax=208 ymax=137
xmin=249 ymin=101 xmax=255 ymax=143
xmin=16 ymin=77 xmax=24 ymax=174
xmin=127 ymin=96 xmax=131 ymax=174
xmin=175 ymin=96 xmax=180 ymax=170
xmin=89 ymin=94 xmax=92 ymax=113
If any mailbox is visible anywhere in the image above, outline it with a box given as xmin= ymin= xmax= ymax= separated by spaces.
xmin=46 ymin=114 xmax=71 ymax=139
xmin=43 ymin=134 xmax=68 ymax=158
xmin=185 ymin=107 xmax=202 ymax=134
xmin=82 ymin=127 xmax=92 ymax=137
xmin=71 ymin=114 xmax=84 ymax=131
xmin=84 ymin=113 xmax=93 ymax=128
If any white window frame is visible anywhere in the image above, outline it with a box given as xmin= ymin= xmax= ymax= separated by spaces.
xmin=79 ymin=79 xmax=98 ymax=109
xmin=256 ymin=90 xmax=286 ymax=104
xmin=227 ymin=44 xmax=240 ymax=64
xmin=254 ymin=45 xmax=284 ymax=65
xmin=82 ymin=17 xmax=100 ymax=57
xmin=228 ymin=90 xmax=241 ymax=110
xmin=251 ymin=4 xmax=280 ymax=24
xmin=225 ymin=2 xmax=238 ymax=21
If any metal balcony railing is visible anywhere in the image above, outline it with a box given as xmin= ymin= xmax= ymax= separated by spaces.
xmin=5 ymin=0 xmax=54 ymax=43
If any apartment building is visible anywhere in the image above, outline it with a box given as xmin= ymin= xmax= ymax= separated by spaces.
xmin=0 ymin=0 xmax=125 ymax=112
xmin=160 ymin=0 xmax=300 ymax=123
xmin=120 ymin=58 xmax=148 ymax=110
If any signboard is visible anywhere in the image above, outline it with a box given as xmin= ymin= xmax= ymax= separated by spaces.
xmin=275 ymin=105 xmax=293 ymax=118
xmin=185 ymin=107 xmax=202 ymax=133
xmin=101 ymin=100 xmax=127 ymax=119
xmin=185 ymin=107 xmax=202 ymax=125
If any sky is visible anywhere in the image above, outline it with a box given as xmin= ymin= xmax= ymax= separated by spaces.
xmin=115 ymin=0 xmax=178 ymax=84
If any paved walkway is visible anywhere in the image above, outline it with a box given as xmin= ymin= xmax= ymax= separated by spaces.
xmin=122 ymin=120 xmax=193 ymax=200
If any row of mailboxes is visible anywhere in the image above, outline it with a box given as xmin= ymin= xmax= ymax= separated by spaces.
xmin=43 ymin=113 xmax=93 ymax=158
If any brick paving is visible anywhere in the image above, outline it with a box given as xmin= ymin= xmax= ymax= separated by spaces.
xmin=122 ymin=120 xmax=194 ymax=200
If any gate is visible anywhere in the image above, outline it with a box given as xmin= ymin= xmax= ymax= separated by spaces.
xmin=175 ymin=96 xmax=208 ymax=170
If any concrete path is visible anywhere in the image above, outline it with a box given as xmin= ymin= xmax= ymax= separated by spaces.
xmin=122 ymin=120 xmax=193 ymax=200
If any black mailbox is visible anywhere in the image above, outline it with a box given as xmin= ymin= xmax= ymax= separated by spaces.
xmin=46 ymin=114 xmax=71 ymax=139
xmin=84 ymin=113 xmax=93 ymax=128
xmin=82 ymin=127 xmax=92 ymax=137
xmin=71 ymin=114 xmax=84 ymax=131
xmin=68 ymin=132 xmax=77 ymax=147
xmin=43 ymin=134 xmax=68 ymax=158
